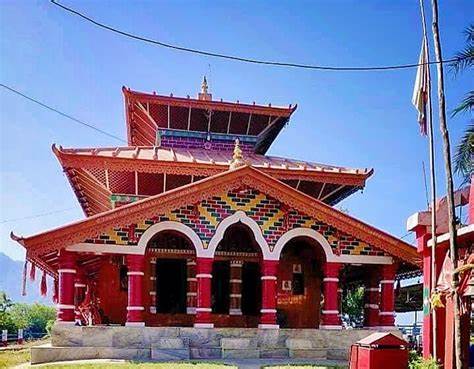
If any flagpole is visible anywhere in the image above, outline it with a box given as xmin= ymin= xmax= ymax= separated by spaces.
xmin=418 ymin=0 xmax=438 ymax=361
xmin=430 ymin=0 xmax=462 ymax=368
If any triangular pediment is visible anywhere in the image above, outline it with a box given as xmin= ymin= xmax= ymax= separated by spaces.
xmin=12 ymin=166 xmax=420 ymax=270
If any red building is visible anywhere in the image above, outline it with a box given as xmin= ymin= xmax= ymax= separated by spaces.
xmin=407 ymin=182 xmax=473 ymax=369
xmin=12 ymin=81 xmax=420 ymax=331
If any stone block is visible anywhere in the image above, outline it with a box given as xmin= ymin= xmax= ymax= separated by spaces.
xmin=154 ymin=338 xmax=188 ymax=349
xmin=151 ymin=348 xmax=190 ymax=360
xmin=220 ymin=337 xmax=254 ymax=349
xmin=51 ymin=324 xmax=83 ymax=347
xmin=30 ymin=344 xmax=150 ymax=364
xmin=222 ymin=349 xmax=260 ymax=359
xmin=289 ymin=348 xmax=327 ymax=359
xmin=259 ymin=348 xmax=289 ymax=358
xmin=327 ymin=348 xmax=348 ymax=360
xmin=189 ymin=347 xmax=222 ymax=359
xmin=285 ymin=338 xmax=313 ymax=350
xmin=82 ymin=326 xmax=114 ymax=347
xmin=112 ymin=327 xmax=146 ymax=348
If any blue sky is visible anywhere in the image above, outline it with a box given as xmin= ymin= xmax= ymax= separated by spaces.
xmin=0 ymin=0 xmax=472 ymax=316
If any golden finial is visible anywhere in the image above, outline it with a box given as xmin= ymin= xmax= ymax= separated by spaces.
xmin=198 ymin=76 xmax=212 ymax=101
xmin=229 ymin=139 xmax=245 ymax=170
xmin=201 ymin=76 xmax=208 ymax=94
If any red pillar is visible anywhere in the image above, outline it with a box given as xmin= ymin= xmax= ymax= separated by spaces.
xmin=364 ymin=271 xmax=380 ymax=328
xmin=57 ymin=250 xmax=76 ymax=324
xmin=126 ymin=254 xmax=145 ymax=326
xmin=194 ymin=257 xmax=213 ymax=328
xmin=321 ymin=262 xmax=342 ymax=329
xmin=229 ymin=260 xmax=243 ymax=316
xmin=186 ymin=258 xmax=197 ymax=315
xmin=379 ymin=264 xmax=396 ymax=328
xmin=74 ymin=271 xmax=87 ymax=325
xmin=259 ymin=260 xmax=279 ymax=329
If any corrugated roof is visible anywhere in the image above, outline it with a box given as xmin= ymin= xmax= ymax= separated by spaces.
xmin=56 ymin=146 xmax=372 ymax=176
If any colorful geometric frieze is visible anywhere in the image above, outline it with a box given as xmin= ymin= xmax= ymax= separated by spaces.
xmin=86 ymin=188 xmax=387 ymax=257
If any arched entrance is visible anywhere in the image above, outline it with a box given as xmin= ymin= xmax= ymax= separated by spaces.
xmin=145 ymin=229 xmax=197 ymax=326
xmin=277 ymin=236 xmax=325 ymax=328
xmin=212 ymin=222 xmax=262 ymax=327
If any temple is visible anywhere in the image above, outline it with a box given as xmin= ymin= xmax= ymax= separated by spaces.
xmin=12 ymin=80 xmax=420 ymax=343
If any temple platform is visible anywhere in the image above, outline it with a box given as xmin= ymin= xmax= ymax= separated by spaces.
xmin=31 ymin=325 xmax=400 ymax=364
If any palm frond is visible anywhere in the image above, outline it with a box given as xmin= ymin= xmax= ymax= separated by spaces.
xmin=451 ymin=91 xmax=474 ymax=117
xmin=464 ymin=24 xmax=474 ymax=42
xmin=449 ymin=46 xmax=474 ymax=75
xmin=453 ymin=122 xmax=474 ymax=185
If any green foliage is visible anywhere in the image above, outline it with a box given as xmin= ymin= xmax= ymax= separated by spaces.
xmin=342 ymin=286 xmax=364 ymax=326
xmin=408 ymin=352 xmax=440 ymax=369
xmin=449 ymin=24 xmax=474 ymax=75
xmin=46 ymin=319 xmax=55 ymax=336
xmin=0 ymin=291 xmax=56 ymax=334
xmin=451 ymin=24 xmax=473 ymax=185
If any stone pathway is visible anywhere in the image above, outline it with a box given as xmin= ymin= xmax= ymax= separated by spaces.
xmin=223 ymin=358 xmax=347 ymax=369
xmin=14 ymin=358 xmax=348 ymax=369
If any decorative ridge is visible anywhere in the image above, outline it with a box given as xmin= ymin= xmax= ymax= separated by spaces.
xmin=12 ymin=166 xmax=419 ymax=266
xmin=122 ymin=86 xmax=297 ymax=116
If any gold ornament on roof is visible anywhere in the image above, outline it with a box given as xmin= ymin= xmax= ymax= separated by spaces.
xmin=229 ymin=139 xmax=245 ymax=170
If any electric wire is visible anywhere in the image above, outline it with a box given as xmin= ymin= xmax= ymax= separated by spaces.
xmin=51 ymin=0 xmax=467 ymax=72
xmin=0 ymin=83 xmax=126 ymax=143
xmin=0 ymin=207 xmax=77 ymax=224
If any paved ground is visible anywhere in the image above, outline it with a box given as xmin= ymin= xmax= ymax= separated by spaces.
xmin=13 ymin=358 xmax=348 ymax=369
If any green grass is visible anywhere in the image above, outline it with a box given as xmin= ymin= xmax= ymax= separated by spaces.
xmin=39 ymin=364 xmax=236 ymax=369
xmin=0 ymin=347 xmax=30 ymax=368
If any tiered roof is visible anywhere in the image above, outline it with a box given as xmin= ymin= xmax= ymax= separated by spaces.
xmin=54 ymin=145 xmax=373 ymax=216
xmin=123 ymin=87 xmax=296 ymax=154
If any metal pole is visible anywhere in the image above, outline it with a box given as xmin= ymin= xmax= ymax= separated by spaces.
xmin=419 ymin=0 xmax=438 ymax=360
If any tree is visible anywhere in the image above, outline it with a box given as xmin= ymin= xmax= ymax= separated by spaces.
xmin=342 ymin=286 xmax=364 ymax=327
xmin=450 ymin=24 xmax=473 ymax=185
xmin=0 ymin=291 xmax=56 ymax=334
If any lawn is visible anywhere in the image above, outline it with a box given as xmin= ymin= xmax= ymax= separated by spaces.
xmin=0 ymin=347 xmax=30 ymax=368
xmin=39 ymin=364 xmax=236 ymax=369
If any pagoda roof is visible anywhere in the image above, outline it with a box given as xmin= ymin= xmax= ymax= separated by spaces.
xmin=123 ymin=87 xmax=296 ymax=154
xmin=11 ymin=165 xmax=420 ymax=278
xmin=53 ymin=145 xmax=373 ymax=215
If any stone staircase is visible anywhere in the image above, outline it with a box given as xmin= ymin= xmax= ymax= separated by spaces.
xmin=150 ymin=337 xmax=328 ymax=360
xmin=31 ymin=326 xmax=383 ymax=364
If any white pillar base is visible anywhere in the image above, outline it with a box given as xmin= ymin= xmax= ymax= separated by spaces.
xmin=125 ymin=322 xmax=145 ymax=327
xmin=258 ymin=324 xmax=280 ymax=329
xmin=55 ymin=321 xmax=76 ymax=326
xmin=229 ymin=309 xmax=243 ymax=315
xmin=186 ymin=307 xmax=197 ymax=315
xmin=193 ymin=323 xmax=214 ymax=328
xmin=319 ymin=325 xmax=343 ymax=330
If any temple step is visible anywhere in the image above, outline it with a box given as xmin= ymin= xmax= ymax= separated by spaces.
xmin=285 ymin=338 xmax=328 ymax=359
xmin=220 ymin=337 xmax=259 ymax=359
xmin=151 ymin=338 xmax=190 ymax=360
xmin=189 ymin=347 xmax=222 ymax=359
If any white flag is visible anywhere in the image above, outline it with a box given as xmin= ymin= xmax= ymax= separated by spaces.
xmin=412 ymin=38 xmax=430 ymax=136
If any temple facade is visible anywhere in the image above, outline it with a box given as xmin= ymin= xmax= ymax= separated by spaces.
xmin=12 ymin=80 xmax=420 ymax=331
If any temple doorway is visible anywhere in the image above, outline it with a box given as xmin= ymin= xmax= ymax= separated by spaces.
xmin=241 ymin=262 xmax=261 ymax=315
xmin=156 ymin=259 xmax=187 ymax=313
xmin=145 ymin=229 xmax=196 ymax=323
xmin=277 ymin=236 xmax=325 ymax=328
xmin=212 ymin=222 xmax=262 ymax=326
xmin=212 ymin=261 xmax=230 ymax=313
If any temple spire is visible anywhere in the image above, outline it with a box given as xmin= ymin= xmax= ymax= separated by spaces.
xmin=198 ymin=76 xmax=212 ymax=101
xmin=229 ymin=139 xmax=245 ymax=170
